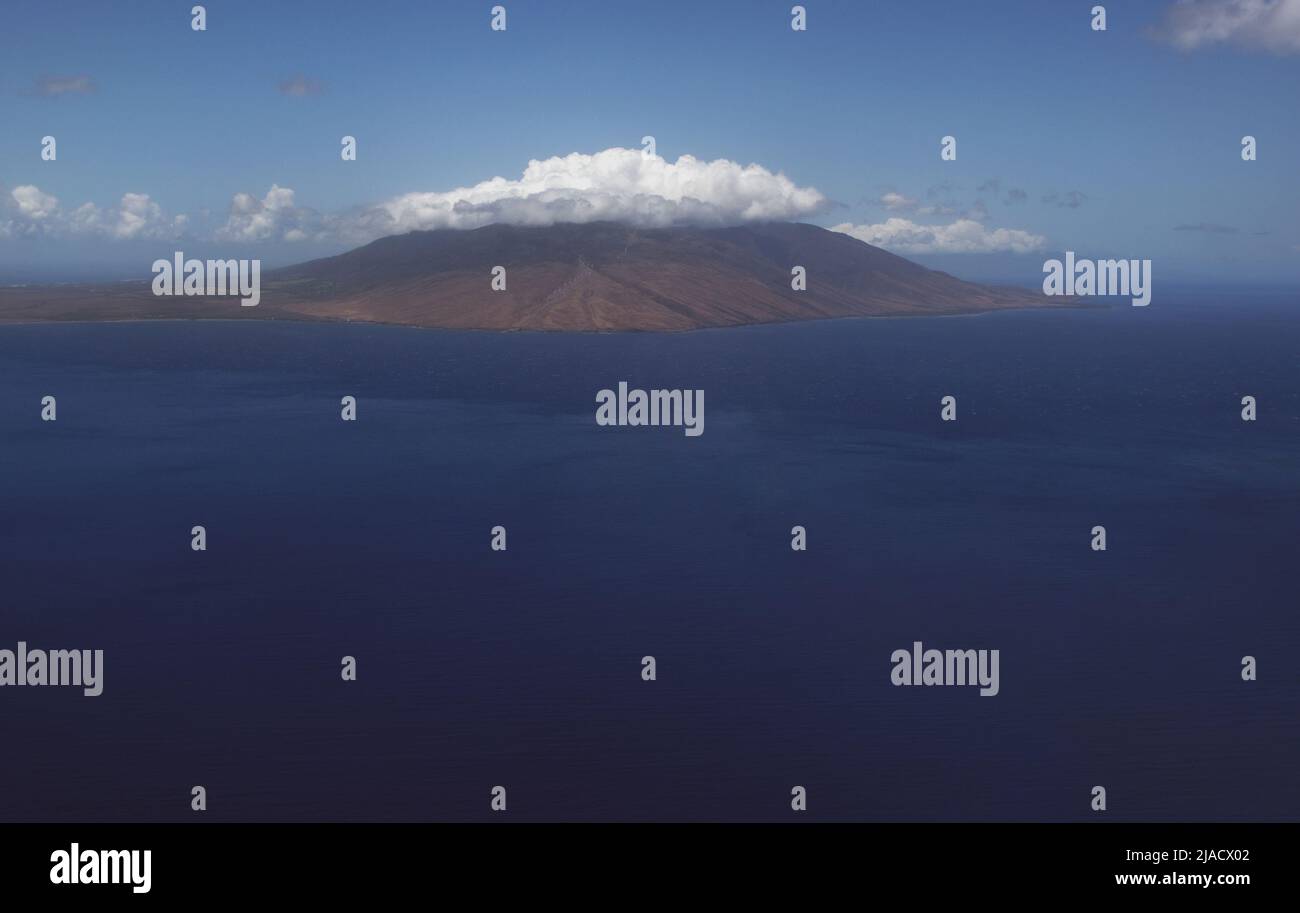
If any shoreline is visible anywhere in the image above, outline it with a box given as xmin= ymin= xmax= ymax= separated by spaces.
xmin=0 ymin=300 xmax=1105 ymax=336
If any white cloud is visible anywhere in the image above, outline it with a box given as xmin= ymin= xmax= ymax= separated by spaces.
xmin=1 ymin=185 xmax=60 ymax=238
xmin=346 ymin=147 xmax=829 ymax=240
xmin=217 ymin=184 xmax=324 ymax=241
xmin=11 ymin=185 xmax=59 ymax=221
xmin=830 ymin=218 xmax=1046 ymax=254
xmin=1 ymin=185 xmax=183 ymax=240
xmin=112 ymin=193 xmax=167 ymax=239
xmin=1153 ymin=0 xmax=1300 ymax=53
xmin=210 ymin=148 xmax=828 ymax=243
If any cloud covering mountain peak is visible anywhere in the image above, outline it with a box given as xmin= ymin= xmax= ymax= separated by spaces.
xmin=220 ymin=148 xmax=831 ymax=242
xmin=375 ymin=148 xmax=828 ymax=232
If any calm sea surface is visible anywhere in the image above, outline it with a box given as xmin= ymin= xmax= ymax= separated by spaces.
xmin=1 ymin=292 xmax=1296 ymax=821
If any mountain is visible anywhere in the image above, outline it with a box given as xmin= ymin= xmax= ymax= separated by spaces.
xmin=0 ymin=222 xmax=1068 ymax=331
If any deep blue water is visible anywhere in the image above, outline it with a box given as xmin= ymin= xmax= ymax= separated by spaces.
xmin=1 ymin=293 xmax=1297 ymax=822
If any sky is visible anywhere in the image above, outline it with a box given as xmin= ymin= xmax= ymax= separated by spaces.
xmin=1 ymin=0 xmax=1298 ymax=284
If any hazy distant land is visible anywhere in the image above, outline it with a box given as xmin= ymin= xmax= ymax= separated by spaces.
xmin=0 ymin=222 xmax=1076 ymax=332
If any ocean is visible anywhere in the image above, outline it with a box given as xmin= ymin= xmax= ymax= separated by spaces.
xmin=1 ymin=291 xmax=1296 ymax=821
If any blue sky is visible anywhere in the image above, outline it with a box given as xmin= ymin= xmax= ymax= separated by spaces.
xmin=2 ymin=0 xmax=1297 ymax=283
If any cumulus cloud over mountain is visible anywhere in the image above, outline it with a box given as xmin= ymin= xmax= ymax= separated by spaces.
xmin=368 ymin=148 xmax=828 ymax=233
xmin=220 ymin=148 xmax=831 ymax=242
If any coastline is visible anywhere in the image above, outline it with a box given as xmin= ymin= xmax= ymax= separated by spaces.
xmin=0 ymin=298 xmax=1102 ymax=336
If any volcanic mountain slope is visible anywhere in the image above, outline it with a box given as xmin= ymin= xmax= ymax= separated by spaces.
xmin=0 ymin=222 xmax=1066 ymax=331
xmin=264 ymin=221 xmax=1057 ymax=330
